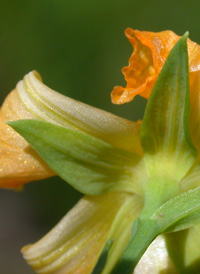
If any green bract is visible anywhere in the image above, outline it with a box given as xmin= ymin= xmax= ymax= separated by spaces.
xmin=7 ymin=33 xmax=200 ymax=274
xmin=8 ymin=119 xmax=140 ymax=195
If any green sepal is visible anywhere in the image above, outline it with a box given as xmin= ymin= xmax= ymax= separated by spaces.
xmin=7 ymin=119 xmax=136 ymax=195
xmin=141 ymin=33 xmax=197 ymax=180
xmin=141 ymin=32 xmax=193 ymax=152
xmin=153 ymin=187 xmax=200 ymax=233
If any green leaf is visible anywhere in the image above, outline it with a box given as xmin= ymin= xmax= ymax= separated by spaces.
xmin=7 ymin=119 xmax=137 ymax=195
xmin=141 ymin=33 xmax=197 ymax=180
xmin=152 ymin=187 xmax=200 ymax=233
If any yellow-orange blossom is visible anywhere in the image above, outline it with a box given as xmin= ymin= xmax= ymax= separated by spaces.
xmin=0 ymin=29 xmax=199 ymax=274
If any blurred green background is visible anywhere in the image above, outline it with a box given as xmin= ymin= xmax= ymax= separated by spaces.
xmin=0 ymin=0 xmax=200 ymax=273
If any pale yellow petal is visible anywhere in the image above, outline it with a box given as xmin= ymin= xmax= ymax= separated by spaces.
xmin=134 ymin=235 xmax=177 ymax=274
xmin=165 ymin=224 xmax=200 ymax=272
xmin=101 ymin=194 xmax=143 ymax=274
xmin=20 ymin=71 xmax=142 ymax=155
xmin=22 ymin=191 xmax=136 ymax=274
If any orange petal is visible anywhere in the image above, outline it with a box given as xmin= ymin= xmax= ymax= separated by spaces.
xmin=0 ymin=88 xmax=55 ymax=189
xmin=189 ymin=71 xmax=200 ymax=152
xmin=111 ymin=28 xmax=200 ymax=104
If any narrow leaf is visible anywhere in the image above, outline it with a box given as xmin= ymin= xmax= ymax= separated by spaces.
xmin=152 ymin=187 xmax=200 ymax=233
xmin=141 ymin=33 xmax=196 ymax=179
xmin=7 ymin=120 xmax=137 ymax=195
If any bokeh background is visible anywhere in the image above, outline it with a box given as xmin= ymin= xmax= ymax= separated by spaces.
xmin=0 ymin=0 xmax=200 ymax=273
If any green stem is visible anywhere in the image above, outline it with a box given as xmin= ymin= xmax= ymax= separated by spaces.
xmin=110 ymin=218 xmax=159 ymax=274
xmin=111 ymin=177 xmax=178 ymax=274
xmin=141 ymin=176 xmax=179 ymax=219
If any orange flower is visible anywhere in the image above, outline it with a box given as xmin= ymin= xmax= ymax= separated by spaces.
xmin=111 ymin=28 xmax=200 ymax=104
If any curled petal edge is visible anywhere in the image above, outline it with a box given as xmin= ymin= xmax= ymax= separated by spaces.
xmin=111 ymin=28 xmax=200 ymax=104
